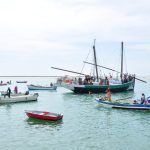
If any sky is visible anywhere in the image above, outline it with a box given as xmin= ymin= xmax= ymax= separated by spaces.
xmin=0 ymin=0 xmax=150 ymax=77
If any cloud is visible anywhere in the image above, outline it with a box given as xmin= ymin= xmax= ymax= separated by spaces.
xmin=0 ymin=0 xmax=149 ymax=76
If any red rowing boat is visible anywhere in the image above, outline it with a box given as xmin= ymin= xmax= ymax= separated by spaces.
xmin=25 ymin=110 xmax=63 ymax=121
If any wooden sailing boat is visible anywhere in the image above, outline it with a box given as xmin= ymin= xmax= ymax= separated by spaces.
xmin=51 ymin=41 xmax=144 ymax=94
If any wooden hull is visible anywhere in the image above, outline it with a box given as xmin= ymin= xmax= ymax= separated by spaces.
xmin=25 ymin=110 xmax=63 ymax=121
xmin=0 ymin=93 xmax=38 ymax=104
xmin=96 ymin=98 xmax=150 ymax=110
xmin=62 ymin=80 xmax=135 ymax=94
xmin=27 ymin=84 xmax=57 ymax=90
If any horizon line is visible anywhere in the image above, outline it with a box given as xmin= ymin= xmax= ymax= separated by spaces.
xmin=0 ymin=76 xmax=62 ymax=77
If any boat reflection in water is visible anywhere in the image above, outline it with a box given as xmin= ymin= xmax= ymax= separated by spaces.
xmin=25 ymin=117 xmax=63 ymax=129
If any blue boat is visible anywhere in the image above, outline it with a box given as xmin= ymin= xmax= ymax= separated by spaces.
xmin=96 ymin=98 xmax=150 ymax=110
xmin=27 ymin=84 xmax=57 ymax=90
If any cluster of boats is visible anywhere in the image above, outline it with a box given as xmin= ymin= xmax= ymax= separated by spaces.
xmin=0 ymin=41 xmax=148 ymax=122
xmin=0 ymin=82 xmax=57 ymax=104
xmin=0 ymin=81 xmax=63 ymax=121
xmin=50 ymin=41 xmax=149 ymax=111
xmin=0 ymin=80 xmax=27 ymax=86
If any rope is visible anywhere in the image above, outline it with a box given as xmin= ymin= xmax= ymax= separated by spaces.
xmin=80 ymin=48 xmax=92 ymax=76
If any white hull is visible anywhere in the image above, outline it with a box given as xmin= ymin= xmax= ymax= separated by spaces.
xmin=27 ymin=84 xmax=57 ymax=90
xmin=0 ymin=93 xmax=38 ymax=104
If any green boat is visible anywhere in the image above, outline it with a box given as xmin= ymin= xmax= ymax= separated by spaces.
xmin=52 ymin=41 xmax=146 ymax=94
xmin=61 ymin=79 xmax=135 ymax=94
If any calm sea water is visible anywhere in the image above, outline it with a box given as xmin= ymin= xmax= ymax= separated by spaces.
xmin=0 ymin=77 xmax=150 ymax=150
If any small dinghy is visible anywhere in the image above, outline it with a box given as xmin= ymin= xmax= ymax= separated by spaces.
xmin=25 ymin=110 xmax=63 ymax=121
xmin=27 ymin=84 xmax=57 ymax=90
xmin=96 ymin=98 xmax=150 ymax=110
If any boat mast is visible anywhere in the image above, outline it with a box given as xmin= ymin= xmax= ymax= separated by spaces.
xmin=93 ymin=39 xmax=99 ymax=82
xmin=121 ymin=42 xmax=124 ymax=79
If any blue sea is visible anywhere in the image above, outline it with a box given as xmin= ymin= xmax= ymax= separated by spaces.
xmin=0 ymin=77 xmax=150 ymax=150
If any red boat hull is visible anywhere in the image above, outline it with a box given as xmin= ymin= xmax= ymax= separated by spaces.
xmin=25 ymin=111 xmax=63 ymax=121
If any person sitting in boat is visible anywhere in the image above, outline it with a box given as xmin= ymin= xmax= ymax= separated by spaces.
xmin=50 ymin=82 xmax=53 ymax=87
xmin=4 ymin=87 xmax=11 ymax=98
xmin=105 ymin=88 xmax=112 ymax=102
xmin=133 ymin=100 xmax=138 ymax=104
xmin=141 ymin=93 xmax=146 ymax=104
xmin=25 ymin=91 xmax=29 ymax=95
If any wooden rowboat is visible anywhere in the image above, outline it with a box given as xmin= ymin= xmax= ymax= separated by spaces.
xmin=25 ymin=110 xmax=63 ymax=121
xmin=27 ymin=84 xmax=57 ymax=90
xmin=96 ymin=98 xmax=150 ymax=110
xmin=0 ymin=93 xmax=38 ymax=104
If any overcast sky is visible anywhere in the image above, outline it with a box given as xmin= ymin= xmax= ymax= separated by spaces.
xmin=0 ymin=0 xmax=149 ymax=77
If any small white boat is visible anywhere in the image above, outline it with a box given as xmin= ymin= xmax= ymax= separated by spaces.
xmin=0 ymin=93 xmax=38 ymax=104
xmin=27 ymin=84 xmax=57 ymax=90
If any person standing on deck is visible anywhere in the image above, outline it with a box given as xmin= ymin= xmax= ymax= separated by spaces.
xmin=141 ymin=93 xmax=146 ymax=104
xmin=4 ymin=87 xmax=11 ymax=98
xmin=14 ymin=86 xmax=18 ymax=94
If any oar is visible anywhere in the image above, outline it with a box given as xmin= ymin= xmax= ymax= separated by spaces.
xmin=115 ymin=96 xmax=133 ymax=101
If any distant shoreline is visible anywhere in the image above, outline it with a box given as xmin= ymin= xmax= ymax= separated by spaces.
xmin=0 ymin=75 xmax=148 ymax=79
xmin=0 ymin=76 xmax=62 ymax=77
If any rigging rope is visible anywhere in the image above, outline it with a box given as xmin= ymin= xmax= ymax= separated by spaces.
xmin=80 ymin=48 xmax=92 ymax=77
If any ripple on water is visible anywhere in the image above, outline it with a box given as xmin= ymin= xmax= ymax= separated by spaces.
xmin=1 ymin=77 xmax=150 ymax=150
